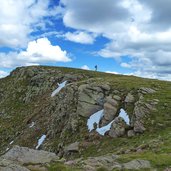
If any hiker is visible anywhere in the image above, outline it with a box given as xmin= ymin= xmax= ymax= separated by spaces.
xmin=95 ymin=65 xmax=97 ymax=71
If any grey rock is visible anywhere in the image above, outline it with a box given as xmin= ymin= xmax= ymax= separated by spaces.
xmin=64 ymin=142 xmax=79 ymax=153
xmin=77 ymin=84 xmax=105 ymax=117
xmin=113 ymin=95 xmax=121 ymax=101
xmin=134 ymin=121 xmax=146 ymax=133
xmin=2 ymin=146 xmax=58 ymax=165
xmin=100 ymin=97 xmax=119 ymax=126
xmin=123 ymin=159 xmax=151 ymax=170
xmin=139 ymin=87 xmax=156 ymax=94
xmin=77 ymin=102 xmax=102 ymax=117
xmin=109 ymin=117 xmax=126 ymax=138
xmin=127 ymin=130 xmax=135 ymax=137
xmin=0 ymin=158 xmax=30 ymax=171
xmin=100 ymin=84 xmax=110 ymax=91
xmin=125 ymin=93 xmax=135 ymax=103
xmin=83 ymin=155 xmax=120 ymax=171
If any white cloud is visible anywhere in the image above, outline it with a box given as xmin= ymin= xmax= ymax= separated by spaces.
xmin=0 ymin=70 xmax=9 ymax=78
xmin=0 ymin=0 xmax=60 ymax=48
xmin=0 ymin=38 xmax=71 ymax=68
xmin=59 ymin=0 xmax=171 ymax=80
xmin=81 ymin=65 xmax=90 ymax=70
xmin=64 ymin=31 xmax=95 ymax=44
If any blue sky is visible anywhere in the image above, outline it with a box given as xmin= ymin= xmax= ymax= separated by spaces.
xmin=0 ymin=0 xmax=171 ymax=80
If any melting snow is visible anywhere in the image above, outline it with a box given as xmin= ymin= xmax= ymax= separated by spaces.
xmin=51 ymin=81 xmax=67 ymax=97
xmin=36 ymin=134 xmax=46 ymax=149
xmin=119 ymin=108 xmax=130 ymax=125
xmin=87 ymin=109 xmax=114 ymax=135
xmin=9 ymin=140 xmax=14 ymax=145
xmin=87 ymin=110 xmax=104 ymax=131
xmin=96 ymin=120 xmax=114 ymax=135
xmin=29 ymin=122 xmax=35 ymax=128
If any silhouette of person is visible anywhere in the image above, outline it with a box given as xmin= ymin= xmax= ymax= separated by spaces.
xmin=95 ymin=65 xmax=97 ymax=71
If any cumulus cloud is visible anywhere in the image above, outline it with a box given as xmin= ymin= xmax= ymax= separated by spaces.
xmin=81 ymin=65 xmax=90 ymax=70
xmin=0 ymin=70 xmax=9 ymax=78
xmin=59 ymin=0 xmax=171 ymax=80
xmin=0 ymin=0 xmax=60 ymax=48
xmin=0 ymin=38 xmax=71 ymax=68
xmin=64 ymin=31 xmax=95 ymax=44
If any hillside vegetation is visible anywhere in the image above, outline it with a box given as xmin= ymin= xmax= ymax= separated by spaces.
xmin=0 ymin=66 xmax=171 ymax=170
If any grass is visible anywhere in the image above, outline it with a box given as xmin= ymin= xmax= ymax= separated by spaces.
xmin=0 ymin=65 xmax=171 ymax=169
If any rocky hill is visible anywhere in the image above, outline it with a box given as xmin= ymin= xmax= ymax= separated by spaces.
xmin=0 ymin=66 xmax=171 ymax=170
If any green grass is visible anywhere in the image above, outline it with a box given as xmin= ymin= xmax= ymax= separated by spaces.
xmin=0 ymin=65 xmax=171 ymax=169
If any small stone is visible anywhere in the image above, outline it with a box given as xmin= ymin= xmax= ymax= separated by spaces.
xmin=113 ymin=95 xmax=121 ymax=101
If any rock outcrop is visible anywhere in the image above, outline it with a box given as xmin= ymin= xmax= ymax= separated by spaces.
xmin=2 ymin=146 xmax=58 ymax=164
xmin=77 ymin=83 xmax=110 ymax=117
xmin=109 ymin=117 xmax=127 ymax=138
xmin=100 ymin=96 xmax=119 ymax=127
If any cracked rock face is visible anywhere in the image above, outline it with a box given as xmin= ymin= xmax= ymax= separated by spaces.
xmin=77 ymin=84 xmax=110 ymax=117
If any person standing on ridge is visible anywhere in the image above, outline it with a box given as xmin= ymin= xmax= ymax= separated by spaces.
xmin=95 ymin=65 xmax=97 ymax=71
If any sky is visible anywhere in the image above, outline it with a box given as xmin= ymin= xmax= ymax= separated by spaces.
xmin=0 ymin=0 xmax=171 ymax=81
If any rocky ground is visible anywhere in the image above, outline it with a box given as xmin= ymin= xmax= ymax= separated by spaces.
xmin=0 ymin=66 xmax=171 ymax=170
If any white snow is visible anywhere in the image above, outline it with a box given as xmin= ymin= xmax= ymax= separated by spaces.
xmin=51 ymin=80 xmax=67 ymax=97
xmin=6 ymin=147 xmax=9 ymax=151
xmin=96 ymin=120 xmax=114 ymax=135
xmin=87 ymin=109 xmax=114 ymax=135
xmin=36 ymin=134 xmax=46 ymax=149
xmin=29 ymin=122 xmax=35 ymax=128
xmin=119 ymin=108 xmax=130 ymax=125
xmin=87 ymin=108 xmax=130 ymax=136
xmin=9 ymin=140 xmax=14 ymax=145
xmin=87 ymin=109 xmax=104 ymax=131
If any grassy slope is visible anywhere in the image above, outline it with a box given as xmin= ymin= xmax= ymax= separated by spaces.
xmin=0 ymin=66 xmax=171 ymax=170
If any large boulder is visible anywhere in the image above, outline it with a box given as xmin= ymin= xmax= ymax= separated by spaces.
xmin=125 ymin=93 xmax=135 ymax=103
xmin=0 ymin=158 xmax=30 ymax=171
xmin=109 ymin=117 xmax=127 ymax=138
xmin=100 ymin=97 xmax=119 ymax=126
xmin=77 ymin=84 xmax=107 ymax=117
xmin=2 ymin=146 xmax=58 ymax=165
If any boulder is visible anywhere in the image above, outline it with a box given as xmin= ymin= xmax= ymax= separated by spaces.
xmin=77 ymin=84 xmax=105 ymax=117
xmin=123 ymin=159 xmax=151 ymax=170
xmin=139 ymin=87 xmax=156 ymax=94
xmin=125 ymin=93 xmax=135 ymax=103
xmin=127 ymin=130 xmax=135 ymax=137
xmin=2 ymin=146 xmax=58 ymax=165
xmin=100 ymin=97 xmax=119 ymax=126
xmin=134 ymin=121 xmax=146 ymax=133
xmin=109 ymin=117 xmax=126 ymax=138
xmin=0 ymin=158 xmax=30 ymax=171
xmin=113 ymin=95 xmax=121 ymax=101
xmin=64 ymin=142 xmax=79 ymax=153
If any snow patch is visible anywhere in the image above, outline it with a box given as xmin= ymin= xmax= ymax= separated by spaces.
xmin=36 ymin=134 xmax=46 ymax=149
xmin=29 ymin=122 xmax=35 ymax=128
xmin=87 ymin=109 xmax=104 ymax=131
xmin=51 ymin=81 xmax=67 ymax=97
xmin=119 ymin=108 xmax=130 ymax=125
xmin=87 ymin=109 xmax=114 ymax=135
xmin=9 ymin=140 xmax=14 ymax=145
xmin=6 ymin=147 xmax=9 ymax=151
xmin=96 ymin=120 xmax=114 ymax=135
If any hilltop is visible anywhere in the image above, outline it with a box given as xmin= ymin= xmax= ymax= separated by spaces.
xmin=0 ymin=66 xmax=171 ymax=171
